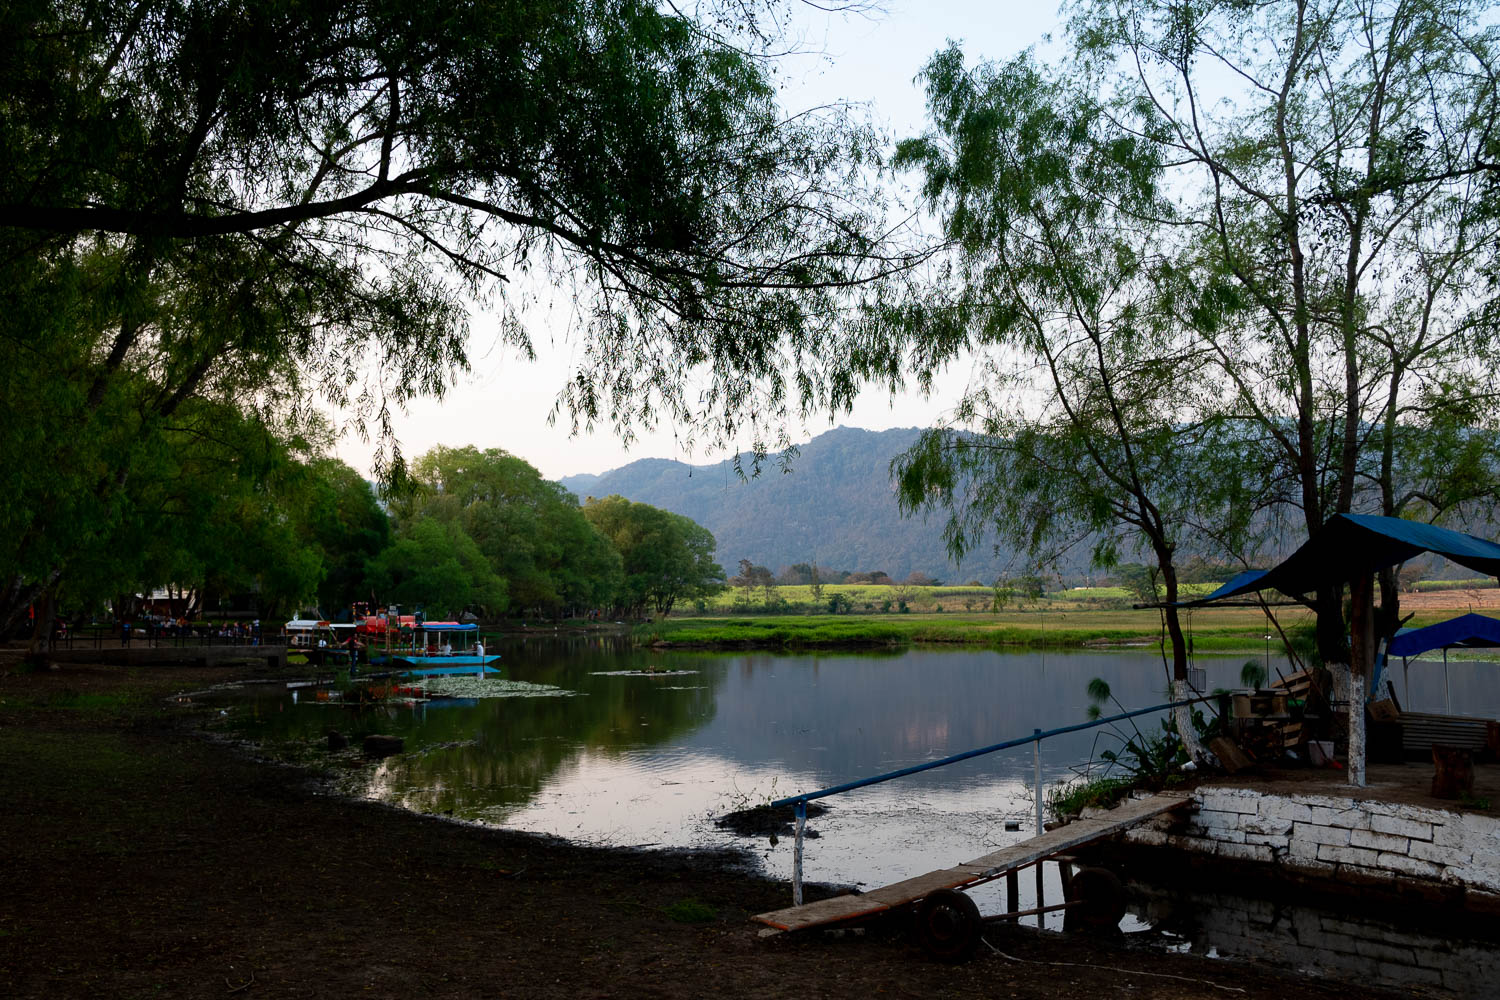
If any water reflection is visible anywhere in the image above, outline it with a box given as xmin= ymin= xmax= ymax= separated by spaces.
xmin=227 ymin=639 xmax=1275 ymax=896
xmin=1131 ymin=882 xmax=1500 ymax=995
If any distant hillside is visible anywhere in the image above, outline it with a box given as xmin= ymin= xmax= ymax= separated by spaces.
xmin=559 ymin=426 xmax=1042 ymax=582
xmin=559 ymin=426 xmax=1499 ymax=587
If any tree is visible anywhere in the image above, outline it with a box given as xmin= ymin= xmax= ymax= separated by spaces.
xmin=808 ymin=563 xmax=825 ymax=602
xmin=0 ymin=0 xmax=921 ymax=630
xmin=890 ymin=46 xmax=1242 ymax=757
xmin=1070 ymin=0 xmax=1500 ymax=662
xmin=779 ymin=563 xmax=815 ymax=585
xmin=1054 ymin=0 xmax=1500 ymax=782
xmin=758 ymin=567 xmax=779 ymax=608
xmin=884 ymin=2 xmax=1500 ymax=774
xmin=301 ymin=460 xmax=391 ymax=616
xmin=41 ymin=394 xmax=329 ymax=626
xmin=583 ymin=496 xmax=724 ymax=617
xmin=733 ymin=559 xmax=758 ymax=605
xmin=401 ymin=447 xmax=621 ymax=617
xmin=365 ymin=518 xmax=506 ymax=619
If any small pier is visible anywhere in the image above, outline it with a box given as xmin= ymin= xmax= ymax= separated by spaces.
xmin=754 ymin=792 xmax=1191 ymax=933
xmin=740 ymin=697 xmax=1213 ymax=962
xmin=40 ymin=643 xmax=288 ymax=670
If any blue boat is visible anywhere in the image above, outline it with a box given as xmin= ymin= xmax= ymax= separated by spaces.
xmin=359 ymin=615 xmax=501 ymax=676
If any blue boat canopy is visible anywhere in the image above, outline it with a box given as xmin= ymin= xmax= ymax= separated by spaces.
xmin=1387 ymin=613 xmax=1500 ymax=658
xmin=1184 ymin=514 xmax=1500 ymax=605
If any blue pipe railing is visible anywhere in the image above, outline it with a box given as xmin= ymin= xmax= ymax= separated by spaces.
xmin=767 ymin=694 xmax=1218 ymax=907
xmin=769 ymin=695 xmax=1215 ymax=809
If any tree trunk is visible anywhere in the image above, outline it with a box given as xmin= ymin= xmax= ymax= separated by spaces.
xmin=26 ymin=586 xmax=56 ymax=657
xmin=1346 ymin=572 xmax=1377 ymax=787
xmin=1159 ymin=560 xmax=1207 ymax=763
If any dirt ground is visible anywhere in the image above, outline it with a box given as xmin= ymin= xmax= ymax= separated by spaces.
xmin=0 ymin=660 xmax=1402 ymax=1000
xmin=1399 ymin=588 xmax=1500 ymax=612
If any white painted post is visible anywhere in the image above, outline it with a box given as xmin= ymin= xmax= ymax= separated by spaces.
xmin=1349 ymin=574 xmax=1375 ymax=788
xmin=1337 ymin=662 xmax=1367 ymax=788
xmin=1033 ymin=729 xmax=1043 ymax=835
xmin=1034 ymin=729 xmax=1044 ymax=925
xmin=793 ymin=800 xmax=806 ymax=906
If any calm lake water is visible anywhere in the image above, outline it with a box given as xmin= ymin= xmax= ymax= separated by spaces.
xmin=220 ymin=640 xmax=1281 ymax=907
xmin=214 ymin=636 xmax=1500 ymax=990
xmin=220 ymin=637 xmax=1500 ymax=878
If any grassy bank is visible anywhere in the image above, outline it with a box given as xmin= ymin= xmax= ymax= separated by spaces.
xmin=639 ymin=605 xmax=1318 ymax=651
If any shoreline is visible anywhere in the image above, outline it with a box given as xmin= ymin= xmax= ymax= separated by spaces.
xmin=0 ymin=659 xmax=1427 ymax=999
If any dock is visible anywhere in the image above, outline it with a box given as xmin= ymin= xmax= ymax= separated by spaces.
xmin=753 ymin=792 xmax=1191 ymax=933
xmin=41 ymin=643 xmax=288 ymax=669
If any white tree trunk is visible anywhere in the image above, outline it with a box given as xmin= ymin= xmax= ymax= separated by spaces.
xmin=1333 ymin=661 xmax=1366 ymax=787
xmin=1173 ymin=678 xmax=1209 ymax=764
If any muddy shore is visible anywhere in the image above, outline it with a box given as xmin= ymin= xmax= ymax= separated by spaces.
xmin=1 ymin=659 xmax=1386 ymax=999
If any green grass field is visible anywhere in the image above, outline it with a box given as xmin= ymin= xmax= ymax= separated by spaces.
xmin=696 ymin=581 xmax=1225 ymax=615
xmin=640 ymin=603 xmax=1322 ymax=651
xmin=653 ymin=578 xmax=1495 ymax=650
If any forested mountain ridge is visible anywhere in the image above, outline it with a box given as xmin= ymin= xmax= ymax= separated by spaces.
xmin=560 ymin=427 xmax=1041 ymax=581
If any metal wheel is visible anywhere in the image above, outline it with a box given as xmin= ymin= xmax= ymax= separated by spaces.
xmin=1065 ymin=866 xmax=1126 ymax=930
xmin=913 ymin=888 xmax=983 ymax=963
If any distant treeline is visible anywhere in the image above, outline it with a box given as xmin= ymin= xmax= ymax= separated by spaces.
xmin=37 ymin=438 xmax=723 ymax=628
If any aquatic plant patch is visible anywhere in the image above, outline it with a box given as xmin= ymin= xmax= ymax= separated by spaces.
xmin=589 ymin=669 xmax=699 ymax=676
xmin=418 ymin=676 xmax=582 ymax=699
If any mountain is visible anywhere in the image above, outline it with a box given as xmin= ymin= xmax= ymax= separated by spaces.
xmin=559 ymin=426 xmax=1031 ymax=581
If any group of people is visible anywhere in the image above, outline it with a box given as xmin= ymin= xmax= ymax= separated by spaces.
xmin=118 ymin=616 xmax=262 ymax=645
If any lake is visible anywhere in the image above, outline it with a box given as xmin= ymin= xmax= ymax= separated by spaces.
xmin=214 ymin=635 xmax=1500 ymax=988
xmin=219 ymin=639 xmax=1296 ymax=913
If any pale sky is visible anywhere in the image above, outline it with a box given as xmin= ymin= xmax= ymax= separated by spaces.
xmin=336 ymin=2 xmax=1065 ymax=481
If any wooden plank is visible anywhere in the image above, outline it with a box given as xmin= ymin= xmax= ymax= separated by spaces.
xmin=863 ymin=868 xmax=979 ymax=906
xmin=960 ymin=793 xmax=1191 ymax=876
xmin=754 ymin=892 xmax=892 ymax=932
xmin=752 ymin=792 xmax=1191 ymax=932
xmin=1209 ymin=736 xmax=1254 ymax=773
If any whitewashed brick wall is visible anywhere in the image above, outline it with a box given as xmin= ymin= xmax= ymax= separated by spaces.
xmin=1123 ymin=785 xmax=1500 ymax=891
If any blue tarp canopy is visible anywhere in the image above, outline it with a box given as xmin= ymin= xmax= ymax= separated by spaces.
xmin=1387 ymin=613 xmax=1500 ymax=658
xmin=1185 ymin=514 xmax=1500 ymax=605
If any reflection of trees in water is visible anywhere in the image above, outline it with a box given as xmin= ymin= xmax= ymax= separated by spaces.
xmin=331 ymin=637 xmax=723 ymax=818
xmin=235 ymin=643 xmax=1293 ymax=821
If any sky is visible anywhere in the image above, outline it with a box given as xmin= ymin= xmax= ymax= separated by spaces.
xmin=335 ymin=1 xmax=1065 ymax=482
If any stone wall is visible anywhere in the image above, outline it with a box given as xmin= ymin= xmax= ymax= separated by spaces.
xmin=1123 ymin=784 xmax=1500 ymax=892
xmin=1130 ymin=882 xmax=1500 ymax=993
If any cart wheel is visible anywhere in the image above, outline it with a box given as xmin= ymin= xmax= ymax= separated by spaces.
xmin=1065 ymin=866 xmax=1125 ymax=930
xmin=914 ymin=888 xmax=983 ymax=963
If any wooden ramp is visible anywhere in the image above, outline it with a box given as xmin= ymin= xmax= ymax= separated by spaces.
xmin=753 ymin=792 xmax=1191 ymax=933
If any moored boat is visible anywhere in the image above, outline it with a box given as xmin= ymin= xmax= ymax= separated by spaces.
xmin=284 ymin=618 xmax=339 ymax=664
xmin=354 ymin=606 xmax=500 ymax=676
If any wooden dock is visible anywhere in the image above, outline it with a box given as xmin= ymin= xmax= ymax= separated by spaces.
xmin=43 ymin=644 xmax=288 ymax=669
xmin=753 ymin=792 xmax=1191 ymax=933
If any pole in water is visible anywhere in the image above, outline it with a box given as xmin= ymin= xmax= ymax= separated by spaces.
xmin=793 ymin=800 xmax=807 ymax=906
xmin=1034 ymin=728 xmax=1044 ymax=926
xmin=1033 ymin=729 xmax=1043 ymax=835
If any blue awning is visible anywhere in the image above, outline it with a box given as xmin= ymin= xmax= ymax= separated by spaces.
xmin=1387 ymin=613 xmax=1500 ymax=658
xmin=1184 ymin=514 xmax=1500 ymax=605
xmin=1191 ymin=569 xmax=1272 ymax=604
